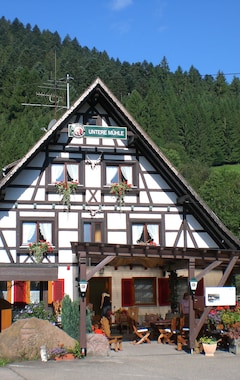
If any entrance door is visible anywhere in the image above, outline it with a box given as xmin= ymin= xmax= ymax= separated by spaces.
xmin=88 ymin=277 xmax=111 ymax=319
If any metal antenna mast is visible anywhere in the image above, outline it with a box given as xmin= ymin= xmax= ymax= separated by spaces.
xmin=22 ymin=50 xmax=73 ymax=113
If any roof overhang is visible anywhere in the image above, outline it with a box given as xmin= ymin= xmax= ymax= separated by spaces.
xmin=0 ymin=264 xmax=58 ymax=281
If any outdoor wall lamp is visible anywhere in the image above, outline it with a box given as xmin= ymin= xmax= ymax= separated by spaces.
xmin=79 ymin=279 xmax=88 ymax=299
xmin=189 ymin=277 xmax=198 ymax=297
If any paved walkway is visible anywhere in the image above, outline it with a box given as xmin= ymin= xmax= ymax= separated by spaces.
xmin=0 ymin=341 xmax=239 ymax=380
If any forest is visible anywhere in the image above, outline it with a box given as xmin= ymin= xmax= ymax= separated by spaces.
xmin=1 ymin=17 xmax=240 ymax=237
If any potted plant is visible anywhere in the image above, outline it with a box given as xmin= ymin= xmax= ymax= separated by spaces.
xmin=28 ymin=241 xmax=53 ymax=263
xmin=110 ymin=181 xmax=132 ymax=209
xmin=199 ymin=336 xmax=218 ymax=356
xmin=225 ymin=322 xmax=240 ymax=354
xmin=55 ymin=180 xmax=78 ymax=209
xmin=48 ymin=343 xmax=78 ymax=361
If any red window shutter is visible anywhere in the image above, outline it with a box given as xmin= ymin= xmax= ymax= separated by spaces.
xmin=122 ymin=278 xmax=133 ymax=307
xmin=158 ymin=278 xmax=170 ymax=306
xmin=14 ymin=281 xmax=27 ymax=303
xmin=53 ymin=279 xmax=64 ymax=301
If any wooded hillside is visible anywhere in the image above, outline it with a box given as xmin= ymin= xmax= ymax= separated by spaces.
xmin=1 ymin=17 xmax=240 ymax=237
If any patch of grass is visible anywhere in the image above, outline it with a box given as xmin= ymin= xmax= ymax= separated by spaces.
xmin=0 ymin=358 xmax=11 ymax=367
xmin=212 ymin=164 xmax=240 ymax=173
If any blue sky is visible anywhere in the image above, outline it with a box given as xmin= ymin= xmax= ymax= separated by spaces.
xmin=2 ymin=0 xmax=240 ymax=81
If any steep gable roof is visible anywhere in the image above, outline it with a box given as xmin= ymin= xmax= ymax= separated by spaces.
xmin=1 ymin=77 xmax=240 ymax=250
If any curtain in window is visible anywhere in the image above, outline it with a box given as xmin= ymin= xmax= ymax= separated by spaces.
xmin=52 ymin=164 xmax=64 ymax=182
xmin=67 ymin=164 xmax=78 ymax=182
xmin=147 ymin=224 xmax=159 ymax=244
xmin=106 ymin=166 xmax=118 ymax=184
xmin=121 ymin=166 xmax=132 ymax=183
xmin=22 ymin=222 xmax=36 ymax=245
xmin=39 ymin=223 xmax=52 ymax=244
xmin=132 ymin=224 xmax=144 ymax=244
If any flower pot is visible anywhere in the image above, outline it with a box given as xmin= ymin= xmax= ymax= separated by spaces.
xmin=202 ymin=343 xmax=217 ymax=356
xmin=229 ymin=338 xmax=240 ymax=355
xmin=54 ymin=353 xmax=75 ymax=361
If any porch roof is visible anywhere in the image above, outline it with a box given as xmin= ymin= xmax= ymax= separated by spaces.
xmin=71 ymin=242 xmax=240 ymax=272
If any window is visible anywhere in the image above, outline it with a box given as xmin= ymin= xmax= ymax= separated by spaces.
xmin=132 ymin=223 xmax=160 ymax=245
xmin=84 ymin=222 xmax=102 ymax=242
xmin=51 ymin=163 xmax=79 ymax=183
xmin=21 ymin=221 xmax=53 ymax=246
xmin=134 ymin=278 xmax=156 ymax=304
xmin=106 ymin=164 xmax=133 ymax=185
xmin=30 ymin=281 xmax=40 ymax=303
xmin=0 ymin=281 xmax=7 ymax=300
xmin=122 ymin=278 xmax=156 ymax=306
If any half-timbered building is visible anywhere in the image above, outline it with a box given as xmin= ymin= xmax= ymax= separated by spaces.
xmin=1 ymin=78 xmax=240 ymax=346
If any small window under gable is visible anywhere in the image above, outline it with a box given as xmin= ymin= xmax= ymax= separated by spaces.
xmin=106 ymin=164 xmax=133 ymax=185
xmin=51 ymin=163 xmax=79 ymax=184
xmin=132 ymin=223 xmax=160 ymax=245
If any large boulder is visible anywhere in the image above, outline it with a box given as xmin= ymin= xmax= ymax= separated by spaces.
xmin=0 ymin=318 xmax=110 ymax=360
xmin=0 ymin=318 xmax=76 ymax=360
xmin=87 ymin=333 xmax=109 ymax=356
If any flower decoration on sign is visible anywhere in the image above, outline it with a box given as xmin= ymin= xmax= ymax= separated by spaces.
xmin=28 ymin=241 xmax=53 ymax=263
xmin=55 ymin=180 xmax=78 ymax=209
xmin=110 ymin=181 xmax=132 ymax=209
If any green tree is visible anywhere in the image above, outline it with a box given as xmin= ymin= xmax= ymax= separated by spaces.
xmin=199 ymin=169 xmax=240 ymax=238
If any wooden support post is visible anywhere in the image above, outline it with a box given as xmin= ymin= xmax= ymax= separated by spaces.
xmin=79 ymin=251 xmax=87 ymax=357
xmin=188 ymin=257 xmax=195 ymax=353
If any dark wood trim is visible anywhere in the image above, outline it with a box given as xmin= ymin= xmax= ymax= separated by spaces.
xmin=71 ymin=242 xmax=240 ymax=270
xmin=0 ymin=264 xmax=58 ymax=281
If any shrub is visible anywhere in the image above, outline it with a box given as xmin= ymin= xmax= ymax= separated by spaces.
xmin=61 ymin=295 xmax=92 ymax=340
xmin=12 ymin=302 xmax=56 ymax=323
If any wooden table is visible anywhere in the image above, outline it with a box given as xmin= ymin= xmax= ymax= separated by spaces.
xmin=151 ymin=320 xmax=173 ymax=344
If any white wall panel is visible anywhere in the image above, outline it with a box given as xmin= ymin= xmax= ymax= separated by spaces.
xmin=139 ymin=191 xmax=150 ymax=203
xmin=58 ymin=212 xmax=78 ymax=228
xmin=165 ymin=232 xmax=179 ymax=246
xmin=186 ymin=215 xmax=204 ymax=230
xmin=58 ymin=230 xmax=78 ymax=248
xmin=11 ymin=170 xmax=40 ymax=185
xmin=139 ymin=156 xmax=155 ymax=171
xmin=165 ymin=214 xmax=182 ymax=230
xmin=85 ymin=164 xmax=101 ymax=186
xmin=0 ymin=211 xmax=16 ymax=228
xmin=0 ymin=249 xmax=14 ymax=263
xmin=108 ymin=231 xmax=127 ymax=244
xmin=192 ymin=232 xmax=218 ymax=248
xmin=3 ymin=231 xmax=16 ymax=247
xmin=143 ymin=173 xmax=170 ymax=189
xmin=150 ymin=191 xmax=176 ymax=204
xmin=108 ymin=213 xmax=126 ymax=229
xmin=35 ymin=188 xmax=45 ymax=201
xmin=58 ymin=266 xmax=73 ymax=299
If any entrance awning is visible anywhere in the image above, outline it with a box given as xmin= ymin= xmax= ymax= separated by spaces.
xmin=0 ymin=264 xmax=58 ymax=281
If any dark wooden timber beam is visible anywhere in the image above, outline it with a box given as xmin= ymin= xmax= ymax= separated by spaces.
xmin=86 ymin=256 xmax=115 ymax=281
